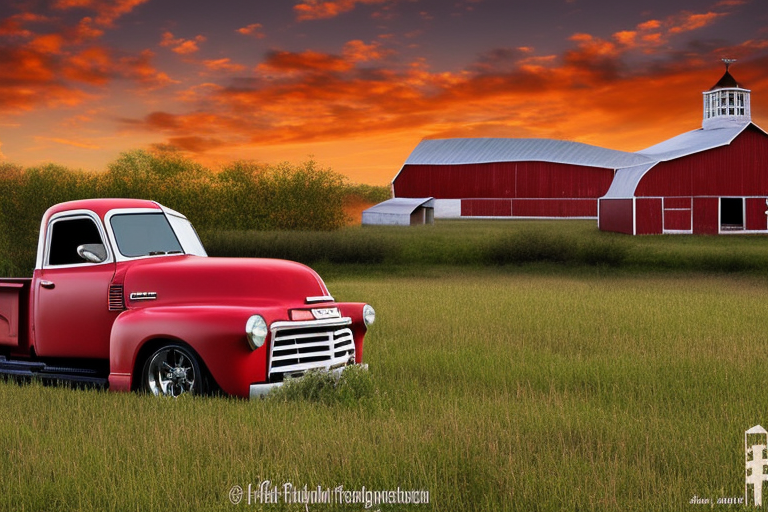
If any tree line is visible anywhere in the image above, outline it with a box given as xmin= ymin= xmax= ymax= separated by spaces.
xmin=0 ymin=149 xmax=390 ymax=275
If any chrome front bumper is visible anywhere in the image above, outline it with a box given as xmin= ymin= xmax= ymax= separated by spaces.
xmin=248 ymin=363 xmax=368 ymax=399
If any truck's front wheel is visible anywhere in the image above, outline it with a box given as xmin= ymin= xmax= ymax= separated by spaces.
xmin=142 ymin=344 xmax=203 ymax=397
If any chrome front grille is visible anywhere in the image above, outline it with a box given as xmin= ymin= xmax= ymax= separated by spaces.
xmin=268 ymin=319 xmax=355 ymax=380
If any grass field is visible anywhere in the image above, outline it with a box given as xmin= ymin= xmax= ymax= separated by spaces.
xmin=201 ymin=220 xmax=768 ymax=275
xmin=3 ymin=266 xmax=768 ymax=511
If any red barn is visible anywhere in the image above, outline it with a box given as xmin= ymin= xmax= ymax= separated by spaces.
xmin=382 ymin=62 xmax=767 ymax=234
xmin=599 ymin=65 xmax=768 ymax=235
xmin=392 ymin=138 xmax=649 ymax=219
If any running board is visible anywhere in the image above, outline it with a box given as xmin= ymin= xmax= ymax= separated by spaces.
xmin=0 ymin=356 xmax=109 ymax=388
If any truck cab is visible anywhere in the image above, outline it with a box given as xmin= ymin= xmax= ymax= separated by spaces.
xmin=0 ymin=199 xmax=374 ymax=398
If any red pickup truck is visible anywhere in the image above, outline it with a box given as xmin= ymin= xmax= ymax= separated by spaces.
xmin=0 ymin=199 xmax=374 ymax=399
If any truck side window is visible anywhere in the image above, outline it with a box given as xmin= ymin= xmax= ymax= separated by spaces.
xmin=48 ymin=218 xmax=104 ymax=266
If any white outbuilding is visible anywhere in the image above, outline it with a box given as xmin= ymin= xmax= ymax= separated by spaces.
xmin=362 ymin=197 xmax=434 ymax=226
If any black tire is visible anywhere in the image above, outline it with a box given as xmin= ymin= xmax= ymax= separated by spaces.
xmin=141 ymin=344 xmax=205 ymax=397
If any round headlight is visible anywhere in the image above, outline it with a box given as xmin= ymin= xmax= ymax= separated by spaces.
xmin=246 ymin=315 xmax=269 ymax=350
xmin=363 ymin=304 xmax=376 ymax=327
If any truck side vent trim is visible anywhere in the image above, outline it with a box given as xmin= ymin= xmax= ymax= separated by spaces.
xmin=269 ymin=323 xmax=354 ymax=380
xmin=108 ymin=285 xmax=125 ymax=311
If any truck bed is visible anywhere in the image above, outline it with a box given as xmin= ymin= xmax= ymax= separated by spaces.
xmin=0 ymin=278 xmax=31 ymax=349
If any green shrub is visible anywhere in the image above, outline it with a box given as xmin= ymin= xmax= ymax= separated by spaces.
xmin=344 ymin=183 xmax=391 ymax=204
xmin=202 ymin=229 xmax=394 ymax=264
xmin=576 ymin=238 xmax=629 ymax=266
xmin=268 ymin=365 xmax=376 ymax=406
xmin=485 ymin=229 xmax=577 ymax=265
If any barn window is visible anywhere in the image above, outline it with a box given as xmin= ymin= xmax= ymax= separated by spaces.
xmin=720 ymin=198 xmax=744 ymax=231
xmin=704 ymin=90 xmax=748 ymax=120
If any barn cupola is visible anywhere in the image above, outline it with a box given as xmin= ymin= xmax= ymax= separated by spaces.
xmin=702 ymin=59 xmax=751 ymax=130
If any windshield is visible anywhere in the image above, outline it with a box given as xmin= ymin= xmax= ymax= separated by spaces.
xmin=110 ymin=213 xmax=183 ymax=257
xmin=166 ymin=213 xmax=207 ymax=256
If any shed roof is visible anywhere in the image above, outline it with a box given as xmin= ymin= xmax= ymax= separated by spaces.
xmin=363 ymin=197 xmax=434 ymax=216
xmin=402 ymin=138 xmax=652 ymax=170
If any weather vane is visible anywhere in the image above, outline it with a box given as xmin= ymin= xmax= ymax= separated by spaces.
xmin=723 ymin=58 xmax=737 ymax=71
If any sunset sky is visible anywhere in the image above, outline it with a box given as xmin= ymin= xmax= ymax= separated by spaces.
xmin=1 ymin=0 xmax=767 ymax=185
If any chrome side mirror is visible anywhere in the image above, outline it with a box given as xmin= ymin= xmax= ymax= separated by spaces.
xmin=77 ymin=244 xmax=108 ymax=263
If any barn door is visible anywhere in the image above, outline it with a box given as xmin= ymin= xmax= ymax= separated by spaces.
xmin=663 ymin=197 xmax=692 ymax=233
xmin=745 ymin=198 xmax=768 ymax=232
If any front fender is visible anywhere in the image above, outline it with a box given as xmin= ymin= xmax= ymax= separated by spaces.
xmin=109 ymin=306 xmax=283 ymax=397
xmin=337 ymin=302 xmax=369 ymax=363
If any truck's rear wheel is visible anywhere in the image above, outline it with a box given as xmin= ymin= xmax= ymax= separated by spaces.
xmin=142 ymin=344 xmax=203 ymax=397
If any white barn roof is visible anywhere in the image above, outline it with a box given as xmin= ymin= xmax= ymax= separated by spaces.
xmin=637 ymin=122 xmax=753 ymax=161
xmin=362 ymin=197 xmax=434 ymax=226
xmin=402 ymin=138 xmax=653 ymax=170
xmin=363 ymin=197 xmax=433 ymax=215
xmin=602 ymin=162 xmax=658 ymax=199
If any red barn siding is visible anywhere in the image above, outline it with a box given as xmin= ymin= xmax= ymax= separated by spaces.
xmin=636 ymin=198 xmax=662 ymax=234
xmin=663 ymin=197 xmax=692 ymax=209
xmin=512 ymin=199 xmax=596 ymax=217
xmin=692 ymin=197 xmax=719 ymax=234
xmin=635 ymin=127 xmax=768 ymax=198
xmin=664 ymin=209 xmax=691 ymax=231
xmin=394 ymin=162 xmax=614 ymax=200
xmin=598 ymin=199 xmax=633 ymax=234
xmin=514 ymin=164 xmax=614 ymax=198
xmin=461 ymin=199 xmax=512 ymax=217
xmin=746 ymin=198 xmax=767 ymax=231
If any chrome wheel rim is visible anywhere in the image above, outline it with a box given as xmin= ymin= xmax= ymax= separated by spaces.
xmin=146 ymin=347 xmax=197 ymax=397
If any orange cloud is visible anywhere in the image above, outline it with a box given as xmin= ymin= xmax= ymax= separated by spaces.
xmin=73 ymin=17 xmax=104 ymax=42
xmin=52 ymin=0 xmax=151 ymax=27
xmin=637 ymin=20 xmax=661 ymax=31
xmin=237 ymin=23 xmax=266 ymax=38
xmin=202 ymin=58 xmax=246 ymax=72
xmin=0 ymin=33 xmax=176 ymax=114
xmin=258 ymin=50 xmax=354 ymax=73
xmin=613 ymin=30 xmax=637 ymax=47
xmin=119 ymin=50 xmax=178 ymax=88
xmin=293 ymin=0 xmax=389 ymax=21
xmin=668 ymin=12 xmax=726 ymax=34
xmin=62 ymin=46 xmax=112 ymax=84
xmin=160 ymin=32 xmax=206 ymax=55
xmin=569 ymin=33 xmax=619 ymax=56
xmin=342 ymin=40 xmax=391 ymax=62
xmin=121 ymin=9 xmax=766 ymax=168
xmin=29 ymin=33 xmax=66 ymax=54
xmin=714 ymin=0 xmax=747 ymax=6
xmin=35 ymin=136 xmax=100 ymax=149
xmin=0 ymin=13 xmax=51 ymax=37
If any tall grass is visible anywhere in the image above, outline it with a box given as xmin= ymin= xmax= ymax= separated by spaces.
xmin=1 ymin=271 xmax=766 ymax=511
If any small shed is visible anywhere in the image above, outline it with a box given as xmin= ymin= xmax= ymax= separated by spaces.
xmin=362 ymin=197 xmax=435 ymax=226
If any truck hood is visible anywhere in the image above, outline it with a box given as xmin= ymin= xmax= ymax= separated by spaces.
xmin=120 ymin=256 xmax=331 ymax=309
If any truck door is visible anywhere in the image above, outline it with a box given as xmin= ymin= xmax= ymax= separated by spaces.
xmin=34 ymin=212 xmax=118 ymax=359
